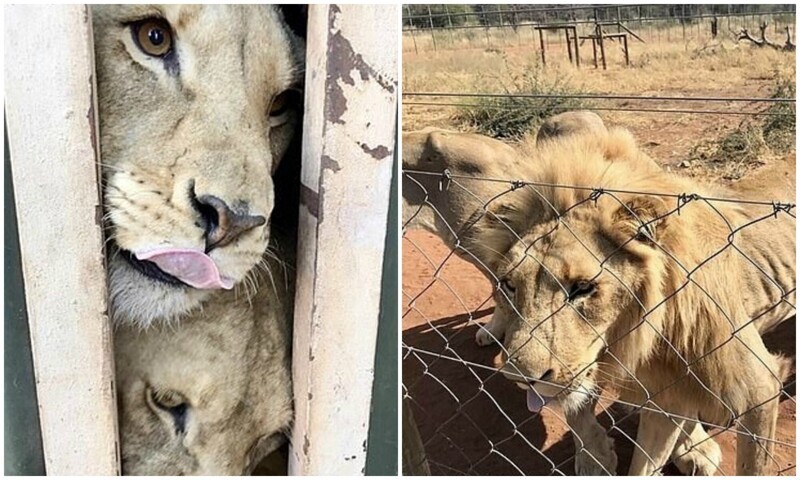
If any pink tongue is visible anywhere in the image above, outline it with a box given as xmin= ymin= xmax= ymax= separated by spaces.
xmin=136 ymin=248 xmax=234 ymax=290
xmin=527 ymin=389 xmax=551 ymax=413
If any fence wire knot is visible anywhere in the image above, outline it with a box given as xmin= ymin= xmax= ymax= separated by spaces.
xmin=677 ymin=193 xmax=700 ymax=212
xmin=510 ymin=180 xmax=526 ymax=191
xmin=439 ymin=168 xmax=453 ymax=192
xmin=771 ymin=201 xmax=795 ymax=217
xmin=589 ymin=187 xmax=605 ymax=202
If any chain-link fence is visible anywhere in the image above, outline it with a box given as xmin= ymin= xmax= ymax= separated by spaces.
xmin=402 ymin=4 xmax=796 ymax=57
xmin=401 ymin=129 xmax=796 ymax=475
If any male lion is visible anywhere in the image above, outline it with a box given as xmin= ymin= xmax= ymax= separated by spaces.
xmin=403 ymin=120 xmax=795 ymax=475
xmin=93 ymin=5 xmax=304 ymax=474
xmin=485 ymin=131 xmax=795 ymax=475
xmin=402 ymin=115 xmax=659 ymax=346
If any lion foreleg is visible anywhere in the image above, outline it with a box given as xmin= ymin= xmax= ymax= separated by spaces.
xmin=566 ymin=397 xmax=617 ymax=475
xmin=671 ymin=420 xmax=722 ymax=475
xmin=628 ymin=410 xmax=686 ymax=475
xmin=735 ymin=390 xmax=779 ymax=475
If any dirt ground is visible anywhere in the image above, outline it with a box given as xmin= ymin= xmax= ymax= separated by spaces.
xmin=403 ymin=229 xmax=796 ymax=476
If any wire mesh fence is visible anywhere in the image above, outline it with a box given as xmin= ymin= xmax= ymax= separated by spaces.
xmin=402 ymin=4 xmax=796 ymax=57
xmin=401 ymin=129 xmax=796 ymax=475
xmin=403 ymin=92 xmax=796 ymax=118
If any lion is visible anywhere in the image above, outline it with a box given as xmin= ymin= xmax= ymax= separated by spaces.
xmin=481 ymin=130 xmax=795 ymax=475
xmin=92 ymin=5 xmax=304 ymax=474
xmin=403 ymin=119 xmax=795 ymax=475
xmin=113 ymin=249 xmax=293 ymax=475
xmin=402 ymin=114 xmax=659 ymax=348
xmin=535 ymin=110 xmax=609 ymax=144
xmin=93 ymin=4 xmax=304 ymax=328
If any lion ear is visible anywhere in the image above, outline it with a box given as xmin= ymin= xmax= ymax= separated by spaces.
xmin=610 ymin=195 xmax=669 ymax=246
xmin=277 ymin=5 xmax=308 ymax=39
xmin=465 ymin=200 xmax=531 ymax=271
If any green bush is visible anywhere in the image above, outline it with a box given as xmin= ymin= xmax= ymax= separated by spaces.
xmin=762 ymin=76 xmax=796 ymax=152
xmin=452 ymin=63 xmax=585 ymax=139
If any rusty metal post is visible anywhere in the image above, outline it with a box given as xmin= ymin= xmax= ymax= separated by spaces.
xmin=565 ymin=28 xmax=573 ymax=64
xmin=539 ymin=27 xmax=546 ymax=65
xmin=427 ymin=5 xmax=437 ymax=51
xmin=623 ymin=33 xmax=629 ymax=66
xmin=406 ymin=6 xmax=419 ymax=54
xmin=5 ymin=5 xmax=120 ymax=474
xmin=573 ymin=26 xmax=581 ymax=67
xmin=290 ymin=4 xmax=398 ymax=475
xmin=597 ymin=24 xmax=607 ymax=70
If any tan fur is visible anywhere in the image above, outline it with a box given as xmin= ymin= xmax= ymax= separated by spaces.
xmin=404 ymin=120 xmax=795 ymax=475
xmin=535 ymin=111 xmax=608 ymax=144
xmin=92 ymin=5 xmax=301 ymax=474
xmin=93 ymin=5 xmax=303 ymax=327
xmin=114 ymin=253 xmax=293 ymax=475
xmin=487 ymin=131 xmax=795 ymax=475
xmin=402 ymin=116 xmax=659 ymax=274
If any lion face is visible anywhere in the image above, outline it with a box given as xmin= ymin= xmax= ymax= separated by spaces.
xmin=494 ymin=194 xmax=666 ymax=409
xmin=92 ymin=5 xmax=303 ymax=326
xmin=114 ymin=289 xmax=292 ymax=475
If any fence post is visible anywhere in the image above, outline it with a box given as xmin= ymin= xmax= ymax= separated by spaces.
xmin=539 ymin=28 xmax=546 ymax=65
xmin=427 ymin=5 xmax=437 ymax=51
xmin=4 ymin=4 xmax=119 ymax=475
xmin=597 ymin=23 xmax=607 ymax=70
xmin=289 ymin=4 xmax=398 ymax=475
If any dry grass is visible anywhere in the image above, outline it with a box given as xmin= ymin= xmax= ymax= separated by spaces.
xmin=403 ymin=23 xmax=796 ymax=181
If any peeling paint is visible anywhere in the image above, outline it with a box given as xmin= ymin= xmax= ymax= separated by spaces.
xmin=324 ymin=5 xmax=396 ymax=125
xmin=321 ymin=154 xmax=342 ymax=173
xmin=358 ymin=143 xmax=391 ymax=160
xmin=299 ymin=183 xmax=319 ymax=219
xmin=303 ymin=435 xmax=310 ymax=456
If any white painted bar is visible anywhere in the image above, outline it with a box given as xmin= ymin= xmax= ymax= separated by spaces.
xmin=290 ymin=4 xmax=399 ymax=475
xmin=4 ymin=5 xmax=120 ymax=475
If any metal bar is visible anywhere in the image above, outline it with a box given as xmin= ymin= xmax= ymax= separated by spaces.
xmin=401 ymin=102 xmax=794 ymax=117
xmin=289 ymin=4 xmax=398 ymax=475
xmin=623 ymin=33 xmax=630 ymax=65
xmin=4 ymin=5 xmax=119 ymax=474
xmin=400 ymin=10 xmax=797 ymax=33
xmin=539 ymin=28 xmax=546 ymax=65
xmin=597 ymin=23 xmax=607 ymax=69
xmin=402 ymin=92 xmax=795 ymax=103
xmin=4 ymin=123 xmax=46 ymax=476
xmin=365 ymin=145 xmax=399 ymax=475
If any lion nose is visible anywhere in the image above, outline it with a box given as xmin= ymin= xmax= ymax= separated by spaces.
xmin=192 ymin=194 xmax=266 ymax=252
xmin=537 ymin=369 xmax=555 ymax=383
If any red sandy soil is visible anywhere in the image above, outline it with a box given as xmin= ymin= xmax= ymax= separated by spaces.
xmin=402 ymin=229 xmax=796 ymax=476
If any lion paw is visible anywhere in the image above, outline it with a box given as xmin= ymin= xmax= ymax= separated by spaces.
xmin=672 ymin=438 xmax=722 ymax=476
xmin=474 ymin=326 xmax=495 ymax=347
xmin=574 ymin=444 xmax=617 ymax=476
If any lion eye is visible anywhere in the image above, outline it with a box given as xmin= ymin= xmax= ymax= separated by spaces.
xmin=132 ymin=18 xmax=173 ymax=57
xmin=269 ymin=91 xmax=290 ymax=117
xmin=147 ymin=387 xmax=189 ymax=434
xmin=268 ymin=90 xmax=297 ymax=127
xmin=499 ymin=277 xmax=516 ymax=297
xmin=567 ymin=280 xmax=596 ymax=302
